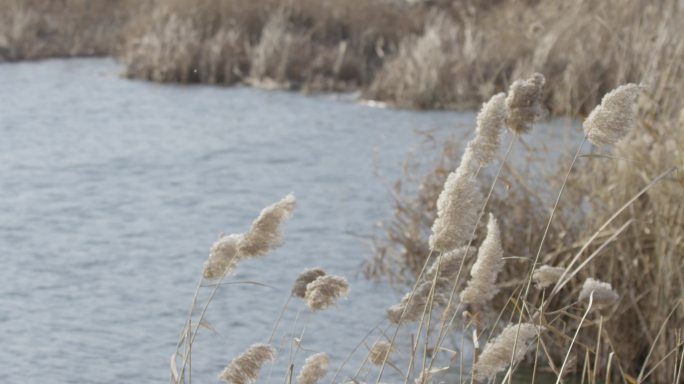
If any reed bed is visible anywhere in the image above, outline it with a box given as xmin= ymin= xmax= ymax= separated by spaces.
xmin=120 ymin=0 xmax=423 ymax=90
xmin=368 ymin=34 xmax=684 ymax=384
xmin=4 ymin=0 xmax=682 ymax=116
xmin=170 ymin=70 xmax=682 ymax=383
xmin=0 ymin=0 xmax=142 ymax=61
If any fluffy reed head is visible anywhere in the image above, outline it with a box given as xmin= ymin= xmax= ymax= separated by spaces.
xmin=504 ymin=73 xmax=546 ymax=134
xmin=304 ymin=275 xmax=349 ymax=311
xmin=368 ymin=341 xmax=393 ymax=365
xmin=473 ymin=323 xmax=542 ymax=382
xmin=424 ymin=246 xmax=474 ymax=282
xmin=579 ymin=278 xmax=619 ymax=308
xmin=532 ymin=265 xmax=566 ymax=289
xmin=203 ymin=233 xmax=243 ymax=279
xmin=292 ymin=267 xmax=327 ymax=298
xmin=296 ymin=352 xmax=329 ymax=384
xmin=460 ymin=214 xmax=504 ymax=307
xmin=583 ymin=83 xmax=641 ymax=147
xmin=387 ymin=278 xmax=451 ymax=324
xmin=429 ymin=166 xmax=483 ymax=252
xmin=219 ymin=343 xmax=276 ymax=384
xmin=237 ymin=193 xmax=296 ymax=258
xmin=465 ymin=92 xmax=507 ymax=168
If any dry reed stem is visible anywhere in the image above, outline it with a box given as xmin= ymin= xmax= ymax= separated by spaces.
xmin=386 ymin=278 xmax=450 ymax=324
xmin=423 ymin=246 xmax=475 ymax=284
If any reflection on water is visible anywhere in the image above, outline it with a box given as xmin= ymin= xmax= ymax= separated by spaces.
xmin=0 ymin=59 xmax=580 ymax=384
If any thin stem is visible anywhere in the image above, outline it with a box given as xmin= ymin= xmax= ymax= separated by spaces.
xmin=329 ymin=318 xmax=386 ymax=384
xmin=508 ymin=136 xmax=586 ymax=384
xmin=179 ymin=256 xmax=239 ymax=381
xmin=269 ymin=295 xmax=293 ymax=344
xmin=556 ymin=294 xmax=593 ymax=384
xmin=375 ymin=249 xmax=435 ymax=383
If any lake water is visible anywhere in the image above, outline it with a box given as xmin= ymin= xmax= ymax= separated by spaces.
xmin=0 ymin=59 xmax=579 ymax=384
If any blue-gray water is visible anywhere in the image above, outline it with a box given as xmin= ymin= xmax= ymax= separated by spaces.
xmin=0 ymin=59 xmax=580 ymax=384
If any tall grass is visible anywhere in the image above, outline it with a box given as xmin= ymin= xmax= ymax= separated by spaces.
xmin=169 ymin=73 xmax=682 ymax=383
xmin=367 ymin=9 xmax=684 ymax=381
xmin=367 ymin=0 xmax=683 ymax=114
xmin=0 ymin=0 xmax=142 ymax=61
xmin=120 ymin=0 xmax=424 ymax=90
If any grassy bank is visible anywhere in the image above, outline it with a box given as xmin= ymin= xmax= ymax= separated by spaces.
xmin=4 ymin=0 xmax=682 ymax=114
xmin=0 ymin=0 xmax=143 ymax=61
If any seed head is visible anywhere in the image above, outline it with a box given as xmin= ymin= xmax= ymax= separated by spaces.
xmin=292 ymin=268 xmax=327 ymax=298
xmin=429 ymin=167 xmax=483 ymax=252
xmin=296 ymin=352 xmax=329 ymax=384
xmin=466 ymin=92 xmax=507 ymax=168
xmin=532 ymin=265 xmax=566 ymax=289
xmin=304 ymin=275 xmax=349 ymax=311
xmin=203 ymin=233 xmax=243 ymax=279
xmin=583 ymin=83 xmax=641 ymax=146
xmin=579 ymin=278 xmax=619 ymax=308
xmin=219 ymin=343 xmax=276 ymax=384
xmin=237 ymin=193 xmax=296 ymax=258
xmin=368 ymin=341 xmax=393 ymax=365
xmin=473 ymin=323 xmax=542 ymax=382
xmin=460 ymin=214 xmax=504 ymax=307
xmin=505 ymin=73 xmax=546 ymax=134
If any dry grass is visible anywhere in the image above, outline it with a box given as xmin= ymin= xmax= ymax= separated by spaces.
xmin=366 ymin=0 xmax=683 ymax=114
xmin=121 ymin=0 xmax=424 ymax=90
xmin=367 ymin=5 xmax=684 ymax=380
xmin=0 ymin=0 xmax=142 ymax=61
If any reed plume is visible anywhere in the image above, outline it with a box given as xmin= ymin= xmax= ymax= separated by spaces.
xmin=532 ymin=265 xmax=566 ymax=289
xmin=424 ymin=246 xmax=475 ymax=282
xmin=579 ymin=278 xmax=619 ymax=308
xmin=473 ymin=323 xmax=541 ymax=382
xmin=464 ymin=92 xmax=507 ymax=169
xmin=237 ymin=193 xmax=296 ymax=258
xmin=504 ymin=73 xmax=546 ymax=134
xmin=304 ymin=275 xmax=349 ymax=311
xmin=368 ymin=341 xmax=393 ymax=365
xmin=583 ymin=84 xmax=641 ymax=147
xmin=203 ymin=233 xmax=243 ymax=279
xmin=219 ymin=343 xmax=276 ymax=384
xmin=387 ymin=278 xmax=450 ymax=324
xmin=292 ymin=267 xmax=326 ymax=298
xmin=429 ymin=165 xmax=483 ymax=252
xmin=296 ymin=352 xmax=329 ymax=384
xmin=460 ymin=214 xmax=504 ymax=307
